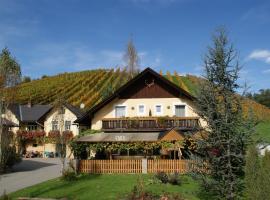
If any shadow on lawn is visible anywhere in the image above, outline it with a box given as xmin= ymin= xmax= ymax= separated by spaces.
xmin=27 ymin=174 xmax=101 ymax=198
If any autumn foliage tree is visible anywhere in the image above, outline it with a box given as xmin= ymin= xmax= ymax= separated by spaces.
xmin=0 ymin=47 xmax=21 ymax=172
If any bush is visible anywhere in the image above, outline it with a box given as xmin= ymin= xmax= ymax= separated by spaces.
xmin=0 ymin=146 xmax=21 ymax=173
xmin=154 ymin=172 xmax=182 ymax=185
xmin=124 ymin=177 xmax=185 ymax=200
xmin=168 ymin=172 xmax=182 ymax=185
xmin=0 ymin=190 xmax=11 ymax=200
xmin=245 ymin=145 xmax=270 ymax=200
xmin=155 ymin=172 xmax=169 ymax=184
xmin=61 ymin=169 xmax=77 ymax=181
xmin=6 ymin=147 xmax=21 ymax=168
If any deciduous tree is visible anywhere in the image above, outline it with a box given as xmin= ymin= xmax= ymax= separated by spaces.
xmin=124 ymin=38 xmax=140 ymax=78
xmin=0 ymin=47 xmax=21 ymax=172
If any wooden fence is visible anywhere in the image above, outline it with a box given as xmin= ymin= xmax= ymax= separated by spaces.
xmin=80 ymin=159 xmax=142 ymax=173
xmin=79 ymin=159 xmax=200 ymax=174
xmin=147 ymin=159 xmax=195 ymax=173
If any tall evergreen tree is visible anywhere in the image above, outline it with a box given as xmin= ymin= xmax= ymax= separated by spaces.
xmin=196 ymin=28 xmax=255 ymax=199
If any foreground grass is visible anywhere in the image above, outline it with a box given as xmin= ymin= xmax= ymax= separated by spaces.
xmin=255 ymin=121 xmax=270 ymax=143
xmin=10 ymin=174 xmax=199 ymax=200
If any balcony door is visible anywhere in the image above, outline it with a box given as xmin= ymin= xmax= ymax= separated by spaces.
xmin=174 ymin=105 xmax=185 ymax=117
xmin=115 ymin=106 xmax=126 ymax=118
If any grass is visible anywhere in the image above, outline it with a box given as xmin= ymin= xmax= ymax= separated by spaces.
xmin=254 ymin=121 xmax=270 ymax=143
xmin=10 ymin=174 xmax=200 ymax=200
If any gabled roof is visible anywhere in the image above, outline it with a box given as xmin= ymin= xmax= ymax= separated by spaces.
xmin=8 ymin=104 xmax=53 ymax=123
xmin=75 ymin=67 xmax=195 ymax=124
xmin=64 ymin=103 xmax=84 ymax=118
xmin=160 ymin=128 xmax=184 ymax=141
xmin=8 ymin=103 xmax=84 ymax=123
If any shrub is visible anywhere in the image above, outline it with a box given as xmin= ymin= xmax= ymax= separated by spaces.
xmin=155 ymin=172 xmax=169 ymax=184
xmin=124 ymin=177 xmax=185 ymax=200
xmin=0 ymin=190 xmax=10 ymax=200
xmin=154 ymin=172 xmax=182 ymax=185
xmin=61 ymin=169 xmax=77 ymax=181
xmin=245 ymin=145 xmax=270 ymax=200
xmin=0 ymin=146 xmax=21 ymax=173
xmin=6 ymin=147 xmax=21 ymax=168
xmin=168 ymin=172 xmax=182 ymax=185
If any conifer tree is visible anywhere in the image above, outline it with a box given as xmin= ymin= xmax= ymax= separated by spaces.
xmin=196 ymin=28 xmax=255 ymax=199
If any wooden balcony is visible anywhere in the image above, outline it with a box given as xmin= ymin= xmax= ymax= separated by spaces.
xmin=102 ymin=117 xmax=200 ymax=132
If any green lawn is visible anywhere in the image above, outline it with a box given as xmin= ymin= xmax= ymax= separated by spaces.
xmin=10 ymin=174 xmax=200 ymax=200
xmin=255 ymin=121 xmax=270 ymax=143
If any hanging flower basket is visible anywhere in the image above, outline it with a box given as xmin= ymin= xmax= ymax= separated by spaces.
xmin=16 ymin=130 xmax=45 ymax=140
xmin=63 ymin=130 xmax=73 ymax=140
xmin=48 ymin=130 xmax=60 ymax=138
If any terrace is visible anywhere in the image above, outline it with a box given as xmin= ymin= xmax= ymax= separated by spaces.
xmin=102 ymin=116 xmax=200 ymax=132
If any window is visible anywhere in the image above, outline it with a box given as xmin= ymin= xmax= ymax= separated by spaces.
xmin=52 ymin=120 xmax=59 ymax=131
xmin=115 ymin=106 xmax=126 ymax=118
xmin=175 ymin=105 xmax=185 ymax=117
xmin=27 ymin=125 xmax=37 ymax=131
xmin=65 ymin=121 xmax=71 ymax=131
xmin=138 ymin=105 xmax=145 ymax=116
xmin=155 ymin=105 xmax=162 ymax=116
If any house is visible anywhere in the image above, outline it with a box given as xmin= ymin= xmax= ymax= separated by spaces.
xmin=75 ymin=67 xmax=206 ymax=159
xmin=3 ymin=103 xmax=84 ymax=157
xmin=43 ymin=103 xmax=84 ymax=157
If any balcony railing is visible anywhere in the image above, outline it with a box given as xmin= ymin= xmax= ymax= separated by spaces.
xmin=102 ymin=117 xmax=200 ymax=131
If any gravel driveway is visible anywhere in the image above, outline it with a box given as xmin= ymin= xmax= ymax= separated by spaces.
xmin=0 ymin=158 xmax=62 ymax=195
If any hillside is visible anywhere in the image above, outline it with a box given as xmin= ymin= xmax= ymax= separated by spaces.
xmin=15 ymin=68 xmax=270 ymax=122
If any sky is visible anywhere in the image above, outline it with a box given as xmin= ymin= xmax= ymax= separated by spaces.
xmin=0 ymin=0 xmax=269 ymax=92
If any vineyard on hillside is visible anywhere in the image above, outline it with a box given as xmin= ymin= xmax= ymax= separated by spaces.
xmin=14 ymin=68 xmax=270 ymax=121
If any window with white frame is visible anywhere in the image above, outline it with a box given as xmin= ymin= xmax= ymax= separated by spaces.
xmin=52 ymin=120 xmax=59 ymax=131
xmin=174 ymin=105 xmax=185 ymax=117
xmin=115 ymin=106 xmax=126 ymax=118
xmin=138 ymin=105 xmax=145 ymax=116
xmin=65 ymin=121 xmax=71 ymax=131
xmin=155 ymin=105 xmax=162 ymax=116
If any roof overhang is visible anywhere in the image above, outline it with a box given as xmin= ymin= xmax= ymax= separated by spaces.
xmin=76 ymin=129 xmax=187 ymax=143
xmin=75 ymin=67 xmax=196 ymax=124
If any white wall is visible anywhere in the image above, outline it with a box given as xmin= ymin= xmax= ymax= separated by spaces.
xmin=44 ymin=107 xmax=80 ymax=136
